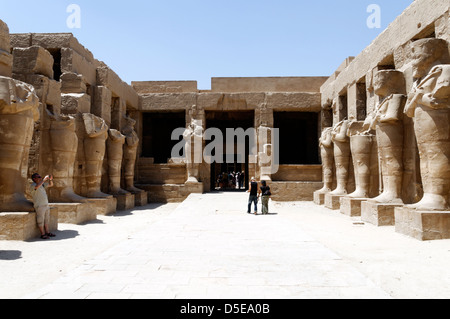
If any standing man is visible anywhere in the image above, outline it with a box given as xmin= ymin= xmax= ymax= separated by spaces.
xmin=30 ymin=173 xmax=56 ymax=239
xmin=247 ymin=177 xmax=259 ymax=215
xmin=259 ymin=180 xmax=271 ymax=215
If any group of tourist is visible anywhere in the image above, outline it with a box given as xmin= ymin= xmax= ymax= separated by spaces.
xmin=247 ymin=177 xmax=272 ymax=215
xmin=216 ymin=171 xmax=246 ymax=190
xmin=30 ymin=170 xmax=272 ymax=240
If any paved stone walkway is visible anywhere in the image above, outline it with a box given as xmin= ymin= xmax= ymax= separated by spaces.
xmin=18 ymin=192 xmax=390 ymax=299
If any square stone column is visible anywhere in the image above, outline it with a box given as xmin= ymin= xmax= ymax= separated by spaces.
xmin=92 ymin=85 xmax=112 ymax=127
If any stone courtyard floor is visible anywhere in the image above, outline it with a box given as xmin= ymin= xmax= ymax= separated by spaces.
xmin=1 ymin=192 xmax=449 ymax=299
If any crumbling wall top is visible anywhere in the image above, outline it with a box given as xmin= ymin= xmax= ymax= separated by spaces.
xmin=320 ymin=0 xmax=450 ymax=104
xmin=131 ymin=81 xmax=199 ymax=94
xmin=211 ymin=77 xmax=328 ymax=93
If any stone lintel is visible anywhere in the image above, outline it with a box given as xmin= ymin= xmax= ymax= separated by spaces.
xmin=12 ymin=46 xmax=54 ymax=79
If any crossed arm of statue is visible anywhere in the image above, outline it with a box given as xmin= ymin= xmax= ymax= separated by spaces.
xmin=405 ymin=65 xmax=450 ymax=117
xmin=363 ymin=94 xmax=406 ymax=133
xmin=331 ymin=120 xmax=349 ymax=142
xmin=319 ymin=127 xmax=333 ymax=148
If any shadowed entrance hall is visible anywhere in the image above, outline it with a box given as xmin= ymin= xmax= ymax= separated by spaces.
xmin=206 ymin=111 xmax=254 ymax=191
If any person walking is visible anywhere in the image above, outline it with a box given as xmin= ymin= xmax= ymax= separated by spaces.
xmin=260 ymin=180 xmax=272 ymax=215
xmin=30 ymin=173 xmax=56 ymax=240
xmin=247 ymin=177 xmax=259 ymax=215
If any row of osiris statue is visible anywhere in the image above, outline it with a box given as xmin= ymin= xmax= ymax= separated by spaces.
xmin=317 ymin=38 xmax=450 ymax=212
xmin=0 ymin=19 xmax=142 ymax=213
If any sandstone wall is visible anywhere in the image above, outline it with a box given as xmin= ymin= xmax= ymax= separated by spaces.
xmin=321 ymin=0 xmax=450 ymax=120
xmin=9 ymin=32 xmax=142 ymax=207
xmin=211 ymin=77 xmax=328 ymax=93
xmin=133 ymin=78 xmax=324 ymax=193
xmin=319 ymin=0 xmax=450 ymax=206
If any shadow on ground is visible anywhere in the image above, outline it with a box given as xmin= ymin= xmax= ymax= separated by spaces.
xmin=25 ymin=230 xmax=79 ymax=243
xmin=0 ymin=250 xmax=22 ymax=261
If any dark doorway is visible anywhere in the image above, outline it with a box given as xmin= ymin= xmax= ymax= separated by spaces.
xmin=206 ymin=111 xmax=254 ymax=191
xmin=273 ymin=111 xmax=320 ymax=165
xmin=142 ymin=112 xmax=186 ymax=163
xmin=47 ymin=49 xmax=62 ymax=81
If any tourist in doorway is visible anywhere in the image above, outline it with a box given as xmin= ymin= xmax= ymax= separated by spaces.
xmin=247 ymin=177 xmax=259 ymax=215
xmin=30 ymin=173 xmax=56 ymax=240
xmin=240 ymin=171 xmax=245 ymax=189
xmin=260 ymin=180 xmax=272 ymax=215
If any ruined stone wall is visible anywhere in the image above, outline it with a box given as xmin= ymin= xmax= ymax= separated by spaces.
xmin=211 ymin=77 xmax=327 ymax=93
xmin=319 ymin=0 xmax=450 ymax=205
xmin=12 ymin=45 xmax=61 ymax=197
xmin=9 ymin=32 xmax=140 ymax=203
xmin=316 ymin=0 xmax=450 ymax=240
xmin=0 ymin=20 xmax=41 ymax=218
xmin=321 ymin=0 xmax=450 ymax=120
xmin=133 ymin=78 xmax=324 ymax=196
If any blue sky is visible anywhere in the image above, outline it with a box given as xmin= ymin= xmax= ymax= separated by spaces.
xmin=1 ymin=0 xmax=413 ymax=89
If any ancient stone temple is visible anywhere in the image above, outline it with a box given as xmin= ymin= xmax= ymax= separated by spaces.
xmin=0 ymin=0 xmax=449 ymax=241
xmin=315 ymin=0 xmax=450 ymax=240
xmin=132 ymin=77 xmax=326 ymax=203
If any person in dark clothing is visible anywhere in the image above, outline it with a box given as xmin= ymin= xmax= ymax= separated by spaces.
xmin=240 ymin=171 xmax=245 ymax=189
xmin=247 ymin=177 xmax=259 ymax=214
xmin=260 ymin=180 xmax=271 ymax=215
xmin=222 ymin=172 xmax=228 ymax=189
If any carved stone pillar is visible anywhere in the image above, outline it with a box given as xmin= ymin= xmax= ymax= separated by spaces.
xmin=107 ymin=129 xmax=128 ymax=196
xmin=0 ymin=77 xmax=39 ymax=212
xmin=122 ymin=115 xmax=143 ymax=194
xmin=49 ymin=114 xmax=88 ymax=203
xmin=258 ymin=125 xmax=273 ymax=181
xmin=330 ymin=120 xmax=351 ymax=196
xmin=184 ymin=105 xmax=204 ymax=184
xmin=404 ymin=38 xmax=450 ymax=211
xmin=347 ymin=123 xmax=374 ymax=199
xmin=369 ymin=70 xmax=406 ymax=204
xmin=316 ymin=127 xmax=334 ymax=194
xmin=82 ymin=113 xmax=111 ymax=199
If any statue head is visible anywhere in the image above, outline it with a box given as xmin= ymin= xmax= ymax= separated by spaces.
xmin=373 ymin=70 xmax=406 ymax=97
xmin=410 ymin=38 xmax=449 ymax=79
xmin=0 ymin=20 xmax=12 ymax=77
xmin=123 ymin=114 xmax=136 ymax=129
